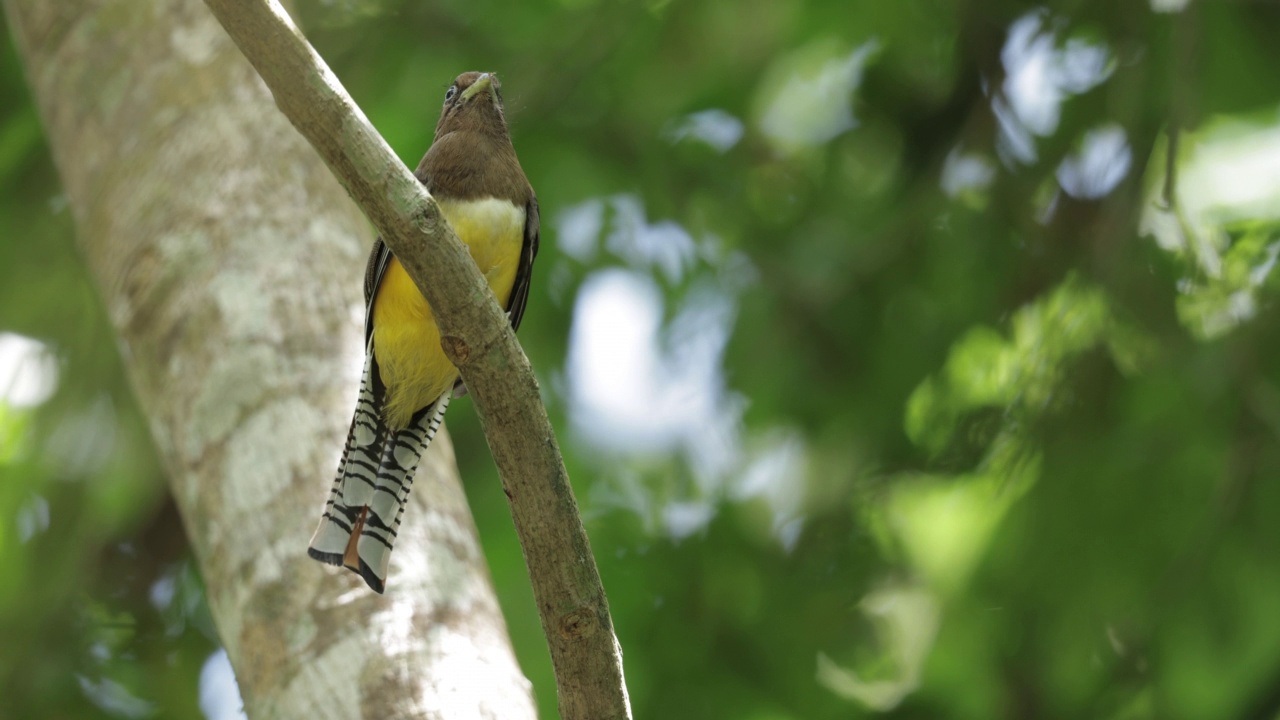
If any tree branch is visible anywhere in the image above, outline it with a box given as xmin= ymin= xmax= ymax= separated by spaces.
xmin=198 ymin=1 xmax=631 ymax=718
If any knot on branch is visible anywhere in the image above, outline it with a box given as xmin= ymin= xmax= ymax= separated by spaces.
xmin=416 ymin=198 xmax=442 ymax=225
xmin=558 ymin=607 xmax=597 ymax=640
xmin=440 ymin=335 xmax=470 ymax=364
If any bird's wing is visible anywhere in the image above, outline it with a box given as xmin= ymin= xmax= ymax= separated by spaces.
xmin=362 ymin=238 xmax=393 ymax=344
xmin=506 ymin=194 xmax=540 ymax=332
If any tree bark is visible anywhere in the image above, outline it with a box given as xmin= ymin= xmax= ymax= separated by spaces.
xmin=197 ymin=2 xmax=632 ymax=719
xmin=2 ymin=1 xmax=536 ymax=718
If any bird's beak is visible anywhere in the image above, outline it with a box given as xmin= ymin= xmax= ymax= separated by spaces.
xmin=461 ymin=73 xmax=493 ymax=101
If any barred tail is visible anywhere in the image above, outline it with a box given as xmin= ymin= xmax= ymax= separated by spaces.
xmin=308 ymin=349 xmax=384 ymax=568
xmin=352 ymin=391 xmax=450 ymax=593
xmin=307 ymin=349 xmax=451 ymax=594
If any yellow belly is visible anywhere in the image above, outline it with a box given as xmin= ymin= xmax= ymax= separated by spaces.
xmin=372 ymin=196 xmax=525 ymax=428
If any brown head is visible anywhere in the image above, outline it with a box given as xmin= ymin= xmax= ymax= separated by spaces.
xmin=418 ymin=71 xmax=530 ymax=203
xmin=434 ymin=72 xmax=509 ymax=141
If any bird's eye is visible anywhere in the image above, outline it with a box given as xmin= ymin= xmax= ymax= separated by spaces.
xmin=444 ymin=85 xmax=458 ymax=103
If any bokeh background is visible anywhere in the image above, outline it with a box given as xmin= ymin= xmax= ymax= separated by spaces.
xmin=4 ymin=0 xmax=1280 ymax=718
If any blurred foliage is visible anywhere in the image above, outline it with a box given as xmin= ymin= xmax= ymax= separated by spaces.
xmin=5 ymin=0 xmax=1280 ymax=718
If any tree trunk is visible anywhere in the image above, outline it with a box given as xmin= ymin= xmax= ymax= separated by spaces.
xmin=2 ymin=0 xmax=537 ymax=717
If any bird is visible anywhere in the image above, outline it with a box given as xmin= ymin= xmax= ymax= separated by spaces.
xmin=307 ymin=71 xmax=538 ymax=594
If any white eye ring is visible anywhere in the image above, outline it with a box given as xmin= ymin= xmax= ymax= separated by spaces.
xmin=444 ymin=85 xmax=458 ymax=103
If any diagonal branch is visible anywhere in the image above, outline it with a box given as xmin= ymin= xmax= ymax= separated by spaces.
xmin=199 ymin=1 xmax=631 ymax=718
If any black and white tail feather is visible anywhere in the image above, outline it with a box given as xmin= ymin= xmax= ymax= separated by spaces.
xmin=307 ymin=342 xmax=450 ymax=593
